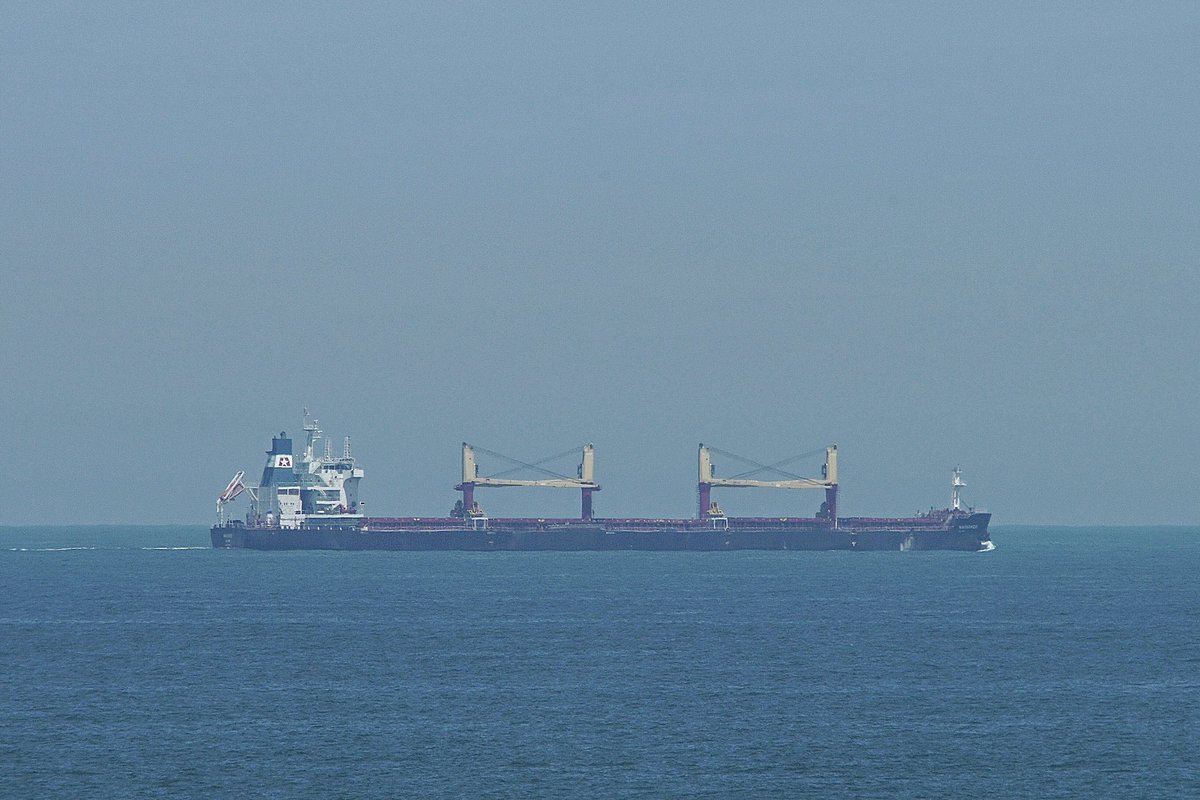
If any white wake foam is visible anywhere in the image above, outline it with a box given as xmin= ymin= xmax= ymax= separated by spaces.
xmin=8 ymin=546 xmax=99 ymax=552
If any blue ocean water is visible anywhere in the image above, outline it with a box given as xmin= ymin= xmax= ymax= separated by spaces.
xmin=1 ymin=526 xmax=1197 ymax=799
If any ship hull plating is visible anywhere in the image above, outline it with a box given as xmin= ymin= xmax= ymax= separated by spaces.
xmin=211 ymin=513 xmax=991 ymax=552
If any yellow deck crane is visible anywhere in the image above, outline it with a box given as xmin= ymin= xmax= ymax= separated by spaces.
xmin=698 ymin=444 xmax=838 ymax=528
xmin=455 ymin=443 xmax=600 ymax=527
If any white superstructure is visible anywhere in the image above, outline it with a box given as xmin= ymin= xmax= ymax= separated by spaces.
xmin=216 ymin=410 xmax=364 ymax=528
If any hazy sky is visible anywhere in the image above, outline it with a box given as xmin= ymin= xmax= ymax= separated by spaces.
xmin=3 ymin=2 xmax=1197 ymax=525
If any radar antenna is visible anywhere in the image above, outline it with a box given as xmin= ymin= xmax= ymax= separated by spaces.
xmin=302 ymin=408 xmax=321 ymax=465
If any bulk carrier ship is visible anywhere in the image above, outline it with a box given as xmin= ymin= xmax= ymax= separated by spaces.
xmin=211 ymin=414 xmax=992 ymax=552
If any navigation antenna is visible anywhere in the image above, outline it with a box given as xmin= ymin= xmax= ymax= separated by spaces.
xmin=302 ymin=407 xmax=321 ymax=464
xmin=952 ymin=466 xmax=965 ymax=511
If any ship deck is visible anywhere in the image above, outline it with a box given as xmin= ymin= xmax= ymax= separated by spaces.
xmin=357 ymin=514 xmax=955 ymax=531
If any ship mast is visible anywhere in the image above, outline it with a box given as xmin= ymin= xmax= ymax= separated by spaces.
xmin=951 ymin=466 xmax=965 ymax=511
xmin=302 ymin=407 xmax=321 ymax=468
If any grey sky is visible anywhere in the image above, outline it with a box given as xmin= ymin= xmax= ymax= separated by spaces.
xmin=2 ymin=2 xmax=1197 ymax=525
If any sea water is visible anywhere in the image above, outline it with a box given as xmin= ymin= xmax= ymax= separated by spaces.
xmin=1 ymin=526 xmax=1197 ymax=799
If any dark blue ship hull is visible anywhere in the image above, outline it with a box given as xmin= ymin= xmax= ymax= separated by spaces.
xmin=211 ymin=513 xmax=992 ymax=552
